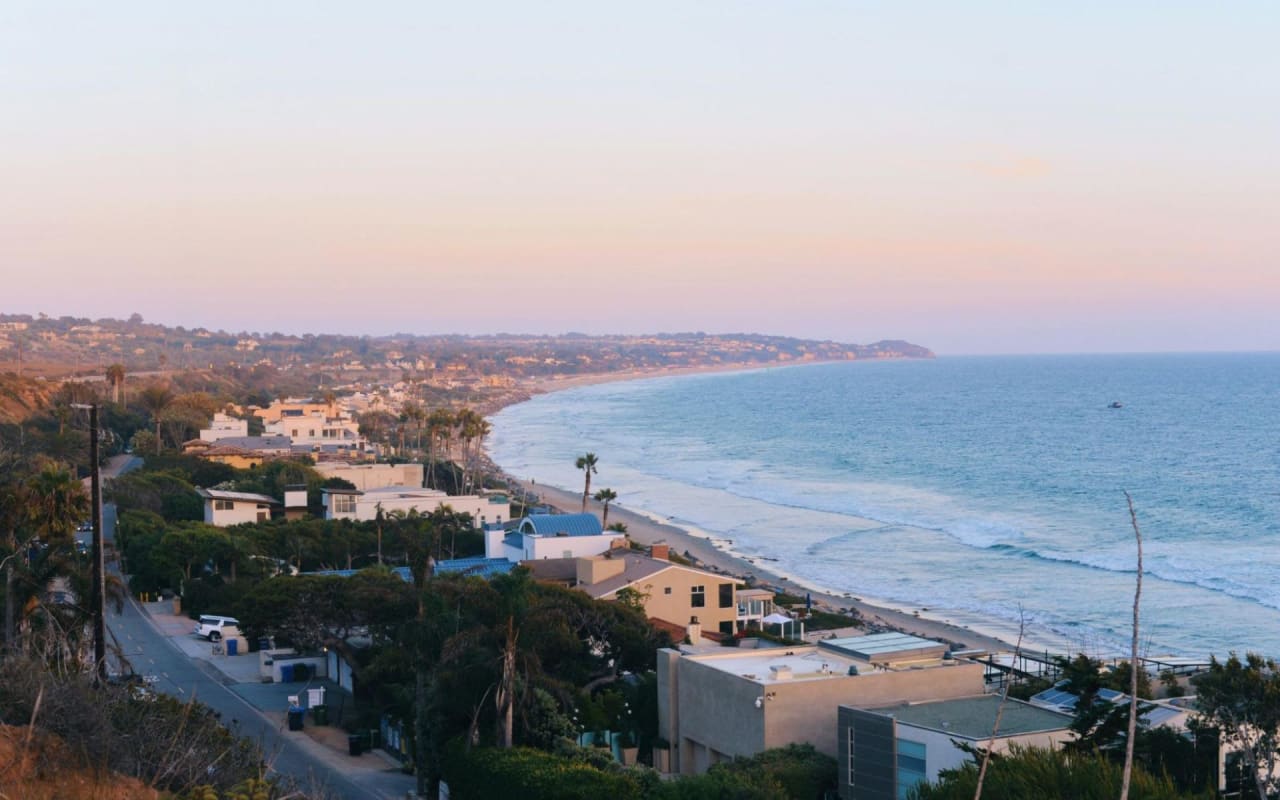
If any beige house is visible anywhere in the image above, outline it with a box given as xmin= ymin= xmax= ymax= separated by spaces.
xmin=573 ymin=547 xmax=740 ymax=635
xmin=657 ymin=633 xmax=986 ymax=776
xmin=313 ymin=462 xmax=424 ymax=491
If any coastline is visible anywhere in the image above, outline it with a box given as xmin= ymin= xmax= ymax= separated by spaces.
xmin=483 ymin=360 xmax=1024 ymax=656
xmin=510 ymin=478 xmax=1018 ymax=655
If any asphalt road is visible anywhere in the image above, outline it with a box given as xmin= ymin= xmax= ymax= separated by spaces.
xmin=100 ymin=482 xmax=412 ymax=799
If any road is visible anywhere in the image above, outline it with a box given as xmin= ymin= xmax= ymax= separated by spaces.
xmin=98 ymin=459 xmax=413 ymax=799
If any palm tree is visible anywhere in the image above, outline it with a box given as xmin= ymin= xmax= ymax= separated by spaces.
xmin=26 ymin=464 xmax=90 ymax=542
xmin=593 ymin=488 xmax=618 ymax=529
xmin=425 ymin=409 xmax=454 ymax=489
xmin=104 ymin=363 xmax=126 ymax=405
xmin=138 ymin=384 xmax=175 ymax=454
xmin=575 ymin=453 xmax=598 ymax=512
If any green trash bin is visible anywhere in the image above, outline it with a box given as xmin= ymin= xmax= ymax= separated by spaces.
xmin=313 ymin=704 xmax=328 ymax=725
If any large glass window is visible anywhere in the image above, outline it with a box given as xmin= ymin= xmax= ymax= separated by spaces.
xmin=719 ymin=584 xmax=734 ymax=608
xmin=691 ymin=585 xmax=705 ymax=608
xmin=333 ymin=495 xmax=356 ymax=514
xmin=847 ymin=727 xmax=855 ymax=787
xmin=896 ymin=739 xmax=927 ymax=800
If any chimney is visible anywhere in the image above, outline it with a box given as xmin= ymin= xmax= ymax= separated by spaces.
xmin=687 ymin=615 xmax=702 ymax=646
xmin=650 ymin=543 xmax=670 ymax=561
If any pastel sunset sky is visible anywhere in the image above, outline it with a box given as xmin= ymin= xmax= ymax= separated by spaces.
xmin=4 ymin=2 xmax=1277 ymax=354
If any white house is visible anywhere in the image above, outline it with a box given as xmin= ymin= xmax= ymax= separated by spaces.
xmin=320 ymin=486 xmax=510 ymax=526
xmin=199 ymin=412 xmax=250 ymax=442
xmin=197 ymin=488 xmax=279 ymax=527
xmin=483 ymin=513 xmax=618 ymax=562
xmin=264 ymin=409 xmax=368 ymax=454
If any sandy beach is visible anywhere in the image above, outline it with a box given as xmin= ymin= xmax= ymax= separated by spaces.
xmin=509 ymin=476 xmax=1018 ymax=656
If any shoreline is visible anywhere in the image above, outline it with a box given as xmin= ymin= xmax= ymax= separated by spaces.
xmin=484 ymin=359 xmax=1023 ymax=654
xmin=510 ymin=478 xmax=1020 ymax=654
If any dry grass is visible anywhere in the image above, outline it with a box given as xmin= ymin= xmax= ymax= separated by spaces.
xmin=0 ymin=724 xmax=161 ymax=800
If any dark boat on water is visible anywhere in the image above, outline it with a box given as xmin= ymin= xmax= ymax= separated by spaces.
xmin=1109 ymin=401 xmax=1123 ymax=408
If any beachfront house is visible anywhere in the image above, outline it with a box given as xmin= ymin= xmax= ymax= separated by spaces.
xmin=483 ymin=513 xmax=618 ymax=562
xmin=657 ymin=633 xmax=985 ymax=776
xmin=198 ymin=488 xmax=280 ymax=527
xmin=526 ymin=544 xmax=741 ymax=636
xmin=837 ymin=696 xmax=1074 ymax=800
xmin=320 ymin=486 xmax=510 ymax=526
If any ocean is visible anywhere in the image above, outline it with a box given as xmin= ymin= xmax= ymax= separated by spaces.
xmin=488 ymin=354 xmax=1280 ymax=660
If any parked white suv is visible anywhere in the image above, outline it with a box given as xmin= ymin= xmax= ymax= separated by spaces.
xmin=193 ymin=615 xmax=239 ymax=642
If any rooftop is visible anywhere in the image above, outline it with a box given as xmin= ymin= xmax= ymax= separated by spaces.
xmin=870 ymin=695 xmax=1073 ymax=739
xmin=518 ymin=513 xmax=604 ymax=538
xmin=197 ymin=488 xmax=279 ymax=505
xmin=582 ymin=553 xmax=718 ymax=599
xmin=818 ymin=632 xmax=949 ymax=664
xmin=689 ymin=645 xmax=878 ymax=685
xmin=435 ymin=557 xmax=517 ymax=578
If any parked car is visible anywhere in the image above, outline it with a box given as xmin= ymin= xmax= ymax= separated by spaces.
xmin=193 ymin=615 xmax=240 ymax=642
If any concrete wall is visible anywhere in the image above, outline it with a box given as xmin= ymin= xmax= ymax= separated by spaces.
xmin=672 ymin=657 xmax=768 ymax=774
xmin=762 ymin=662 xmax=984 ymax=756
xmin=659 ymin=648 xmax=985 ymax=777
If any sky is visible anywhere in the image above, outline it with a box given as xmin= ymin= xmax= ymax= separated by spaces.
xmin=3 ymin=2 xmax=1277 ymax=354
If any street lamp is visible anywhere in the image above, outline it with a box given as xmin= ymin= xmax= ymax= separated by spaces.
xmin=71 ymin=403 xmax=107 ymax=682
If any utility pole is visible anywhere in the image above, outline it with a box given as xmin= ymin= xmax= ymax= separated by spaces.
xmin=74 ymin=403 xmax=107 ymax=682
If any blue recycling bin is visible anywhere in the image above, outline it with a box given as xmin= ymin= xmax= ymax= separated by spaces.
xmin=287 ymin=707 xmax=304 ymax=731
xmin=226 ymin=639 xmax=238 ymax=656
xmin=280 ymin=663 xmax=295 ymax=682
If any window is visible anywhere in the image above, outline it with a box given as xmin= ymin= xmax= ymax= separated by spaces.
xmin=664 ymin=587 xmax=672 ymax=595
xmin=719 ymin=584 xmax=733 ymax=608
xmin=214 ymin=499 xmax=234 ymax=511
xmin=718 ymin=621 xmax=734 ymax=635
xmin=333 ymin=495 xmax=356 ymax=514
xmin=691 ymin=585 xmax=705 ymax=608
xmin=847 ymin=727 xmax=855 ymax=787
xmin=895 ymin=739 xmax=927 ymax=800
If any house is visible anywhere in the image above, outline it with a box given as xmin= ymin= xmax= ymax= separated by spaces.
xmin=197 ymin=488 xmax=279 ymax=526
xmin=657 ymin=633 xmax=985 ymax=776
xmin=313 ymin=462 xmax=424 ymax=491
xmin=320 ymin=486 xmax=510 ymax=526
xmin=527 ymin=546 xmax=741 ymax=636
xmin=482 ymin=513 xmax=618 ymax=563
xmin=198 ymin=412 xmax=249 ymax=442
xmin=838 ymin=695 xmax=1074 ymax=800
xmin=183 ymin=435 xmax=295 ymax=467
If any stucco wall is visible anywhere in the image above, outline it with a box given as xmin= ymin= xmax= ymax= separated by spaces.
xmin=763 ymin=661 xmax=985 ymax=756
xmin=673 ymin=657 xmax=768 ymax=773
xmin=636 ymin=568 xmax=736 ymax=631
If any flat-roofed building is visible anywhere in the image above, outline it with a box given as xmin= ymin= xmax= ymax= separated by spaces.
xmin=657 ymin=633 xmax=986 ymax=776
xmin=313 ymin=462 xmax=424 ymax=491
xmin=838 ymin=695 xmax=1074 ymax=800
xmin=321 ymin=486 xmax=510 ymax=526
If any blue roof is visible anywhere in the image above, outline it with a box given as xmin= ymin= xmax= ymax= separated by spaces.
xmin=435 ymin=557 xmax=517 ymax=578
xmin=300 ymin=567 xmax=413 ymax=582
xmin=518 ymin=513 xmax=603 ymax=537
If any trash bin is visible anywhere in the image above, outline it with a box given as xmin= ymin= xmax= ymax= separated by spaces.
xmin=226 ymin=639 xmax=238 ymax=656
xmin=293 ymin=663 xmax=309 ymax=681
xmin=280 ymin=664 xmax=294 ymax=683
xmin=287 ymin=707 xmax=305 ymax=731
xmin=313 ymin=704 xmax=328 ymax=725
xmin=348 ymin=734 xmax=363 ymax=756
